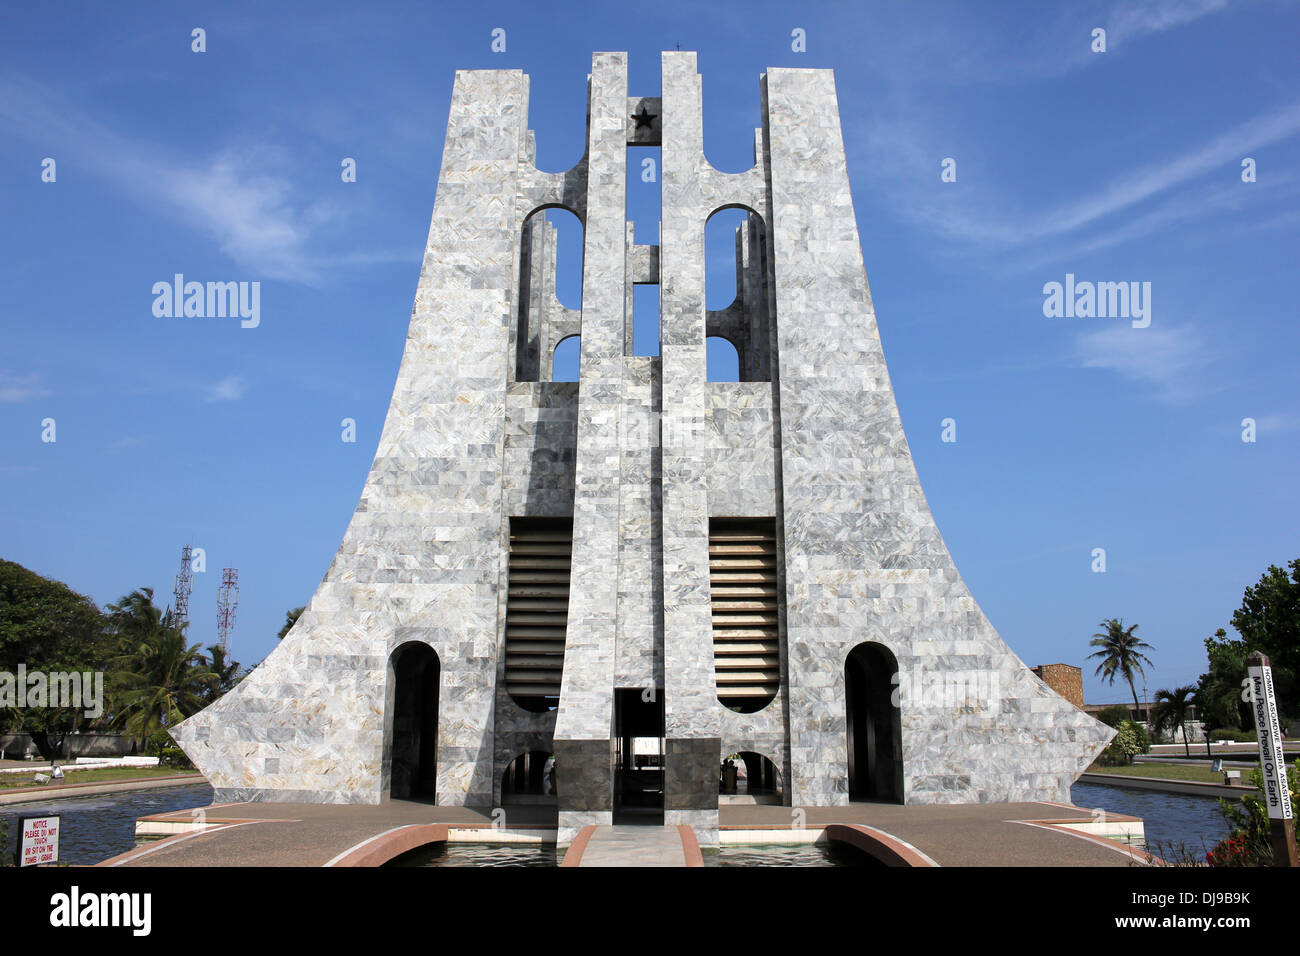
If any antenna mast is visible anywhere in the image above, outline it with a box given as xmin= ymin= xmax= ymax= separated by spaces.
xmin=216 ymin=568 xmax=240 ymax=654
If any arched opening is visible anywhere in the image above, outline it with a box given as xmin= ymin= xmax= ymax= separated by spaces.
xmin=706 ymin=336 xmax=740 ymax=382
xmin=845 ymin=642 xmax=903 ymax=803
xmin=515 ymin=206 xmax=583 ymax=382
xmin=705 ymin=206 xmax=771 ymax=382
xmin=552 ymin=335 xmax=580 ymax=382
xmin=388 ymin=642 xmax=440 ymax=800
xmin=706 ymin=207 xmax=751 ymax=310
xmin=501 ymin=750 xmax=556 ymax=805
xmin=719 ymin=750 xmax=783 ymax=804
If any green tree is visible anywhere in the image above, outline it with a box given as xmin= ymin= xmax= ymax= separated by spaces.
xmin=1088 ymin=618 xmax=1155 ymax=719
xmin=275 ymin=606 xmax=302 ymax=642
xmin=1230 ymin=559 xmax=1300 ymax=717
xmin=277 ymin=606 xmax=305 ymax=641
xmin=1196 ymin=628 xmax=1250 ymax=733
xmin=1152 ymin=685 xmax=1197 ymax=757
xmin=0 ymin=560 xmax=113 ymax=760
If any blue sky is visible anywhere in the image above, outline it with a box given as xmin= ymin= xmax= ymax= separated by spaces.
xmin=1 ymin=0 xmax=1296 ymax=707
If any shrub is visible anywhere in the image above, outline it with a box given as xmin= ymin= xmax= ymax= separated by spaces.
xmin=1206 ymin=757 xmax=1300 ymax=867
xmin=144 ymin=729 xmax=194 ymax=770
xmin=1102 ymin=720 xmax=1147 ymax=764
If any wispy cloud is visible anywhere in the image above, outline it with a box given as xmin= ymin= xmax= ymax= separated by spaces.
xmin=1251 ymin=412 xmax=1300 ymax=434
xmin=206 ymin=375 xmax=248 ymax=403
xmin=0 ymin=372 xmax=50 ymax=403
xmin=0 ymin=75 xmax=365 ymax=283
xmin=845 ymin=0 xmax=1237 ymax=87
xmin=857 ymin=102 xmax=1300 ymax=258
xmin=1108 ymin=0 xmax=1233 ymax=43
xmin=1076 ymin=323 xmax=1219 ymax=402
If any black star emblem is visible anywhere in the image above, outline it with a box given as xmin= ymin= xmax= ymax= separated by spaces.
xmin=633 ymin=104 xmax=657 ymax=131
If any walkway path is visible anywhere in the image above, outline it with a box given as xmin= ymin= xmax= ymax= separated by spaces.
xmin=561 ymin=825 xmax=698 ymax=867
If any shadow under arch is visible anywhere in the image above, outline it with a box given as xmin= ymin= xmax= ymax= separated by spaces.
xmin=720 ymin=750 xmax=783 ymax=804
xmin=845 ymin=641 xmax=904 ymax=803
xmin=386 ymin=641 xmax=441 ymax=800
xmin=501 ymin=749 xmax=556 ymax=805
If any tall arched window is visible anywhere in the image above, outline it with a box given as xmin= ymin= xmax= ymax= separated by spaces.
xmin=515 ymin=207 xmax=583 ymax=382
xmin=704 ymin=206 xmax=770 ymax=382
xmin=387 ymin=642 xmax=440 ymax=799
xmin=845 ymin=642 xmax=903 ymax=803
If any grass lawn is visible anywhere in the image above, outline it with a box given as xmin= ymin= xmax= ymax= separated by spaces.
xmin=1087 ymin=763 xmax=1232 ymax=784
xmin=0 ymin=766 xmax=200 ymax=790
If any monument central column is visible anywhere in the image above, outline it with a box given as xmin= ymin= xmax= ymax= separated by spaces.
xmin=552 ymin=52 xmax=629 ymax=838
xmin=659 ymin=51 xmax=721 ymax=836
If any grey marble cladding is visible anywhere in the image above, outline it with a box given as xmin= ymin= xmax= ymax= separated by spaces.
xmin=171 ymin=53 xmax=1112 ymax=829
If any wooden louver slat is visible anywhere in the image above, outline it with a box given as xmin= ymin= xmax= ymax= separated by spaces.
xmin=504 ymin=518 xmax=571 ymax=707
xmin=711 ymin=518 xmax=781 ymax=712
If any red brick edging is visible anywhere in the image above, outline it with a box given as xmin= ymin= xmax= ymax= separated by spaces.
xmin=824 ymin=823 xmax=939 ymax=867
xmin=560 ymin=825 xmax=598 ymax=867
xmin=327 ymin=823 xmax=450 ymax=867
xmin=677 ymin=825 xmax=704 ymax=867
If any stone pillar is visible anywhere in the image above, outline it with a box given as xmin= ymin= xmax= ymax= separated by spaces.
xmin=552 ymin=52 xmax=629 ymax=838
xmin=659 ymin=51 xmax=721 ymax=837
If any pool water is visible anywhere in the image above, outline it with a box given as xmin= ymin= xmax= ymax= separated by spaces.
xmin=0 ymin=783 xmax=215 ymax=866
xmin=1070 ymin=782 xmax=1233 ymax=859
xmin=391 ymin=839 xmax=880 ymax=866
xmin=390 ymin=842 xmax=559 ymax=867
xmin=703 ymin=841 xmax=882 ymax=867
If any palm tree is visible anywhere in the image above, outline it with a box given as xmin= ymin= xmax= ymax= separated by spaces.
xmin=112 ymin=628 xmax=216 ymax=740
xmin=205 ymin=644 xmax=244 ymax=700
xmin=1089 ymin=618 xmax=1155 ymax=720
xmin=1152 ymin=686 xmax=1198 ymax=757
xmin=106 ymin=589 xmax=215 ymax=741
xmin=106 ymin=587 xmax=167 ymax=649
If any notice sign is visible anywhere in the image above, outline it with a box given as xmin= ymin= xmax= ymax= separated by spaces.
xmin=18 ymin=815 xmax=60 ymax=867
xmin=1248 ymin=664 xmax=1294 ymax=821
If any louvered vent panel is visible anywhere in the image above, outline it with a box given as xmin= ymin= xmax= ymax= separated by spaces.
xmin=505 ymin=517 xmax=571 ymax=710
xmin=711 ymin=518 xmax=781 ymax=711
